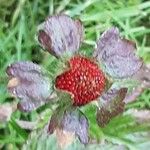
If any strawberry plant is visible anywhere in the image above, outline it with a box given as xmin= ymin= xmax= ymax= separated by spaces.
xmin=5 ymin=14 xmax=150 ymax=149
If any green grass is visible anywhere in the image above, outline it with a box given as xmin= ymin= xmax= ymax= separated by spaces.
xmin=0 ymin=0 xmax=150 ymax=149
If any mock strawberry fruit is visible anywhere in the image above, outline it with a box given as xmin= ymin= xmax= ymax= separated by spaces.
xmin=55 ymin=56 xmax=106 ymax=106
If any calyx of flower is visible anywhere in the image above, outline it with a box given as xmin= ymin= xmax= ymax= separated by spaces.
xmin=48 ymin=108 xmax=89 ymax=145
xmin=94 ymin=27 xmax=143 ymax=79
xmin=37 ymin=15 xmax=84 ymax=58
xmin=97 ymin=88 xmax=127 ymax=127
xmin=6 ymin=61 xmax=53 ymax=112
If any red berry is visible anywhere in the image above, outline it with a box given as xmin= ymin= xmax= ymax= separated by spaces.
xmin=55 ymin=56 xmax=106 ymax=106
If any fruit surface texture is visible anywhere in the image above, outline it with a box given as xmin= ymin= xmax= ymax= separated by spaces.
xmin=55 ymin=56 xmax=106 ymax=106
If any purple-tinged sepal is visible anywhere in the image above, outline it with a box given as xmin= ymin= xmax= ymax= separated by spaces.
xmin=37 ymin=15 xmax=84 ymax=58
xmin=94 ymin=27 xmax=143 ymax=79
xmin=97 ymin=87 xmax=127 ymax=127
xmin=48 ymin=107 xmax=89 ymax=145
xmin=6 ymin=61 xmax=53 ymax=112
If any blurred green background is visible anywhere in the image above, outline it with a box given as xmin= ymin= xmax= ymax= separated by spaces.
xmin=0 ymin=0 xmax=150 ymax=149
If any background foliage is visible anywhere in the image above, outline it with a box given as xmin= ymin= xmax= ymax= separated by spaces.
xmin=0 ymin=0 xmax=150 ymax=149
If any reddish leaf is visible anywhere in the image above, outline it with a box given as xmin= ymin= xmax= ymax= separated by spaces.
xmin=6 ymin=61 xmax=53 ymax=112
xmin=94 ymin=27 xmax=143 ymax=78
xmin=37 ymin=15 xmax=84 ymax=57
xmin=97 ymin=88 xmax=127 ymax=127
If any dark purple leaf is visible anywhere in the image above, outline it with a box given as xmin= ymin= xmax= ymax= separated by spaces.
xmin=6 ymin=61 xmax=53 ymax=112
xmin=94 ymin=27 xmax=143 ymax=78
xmin=97 ymin=88 xmax=127 ymax=127
xmin=48 ymin=108 xmax=89 ymax=144
xmin=48 ymin=109 xmax=60 ymax=134
xmin=37 ymin=15 xmax=84 ymax=57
